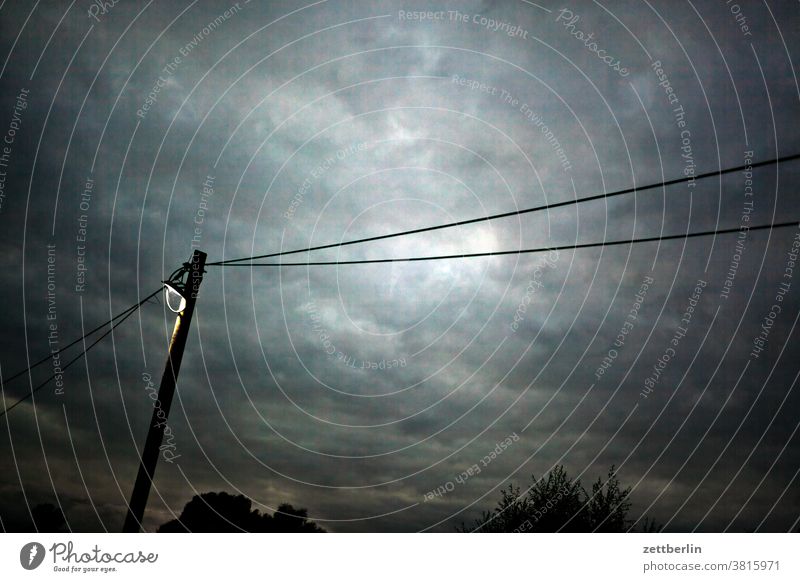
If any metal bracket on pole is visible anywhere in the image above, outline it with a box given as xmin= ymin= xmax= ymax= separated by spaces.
xmin=122 ymin=249 xmax=206 ymax=532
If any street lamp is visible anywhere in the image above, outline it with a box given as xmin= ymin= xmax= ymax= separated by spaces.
xmin=163 ymin=263 xmax=192 ymax=313
xmin=122 ymin=249 xmax=207 ymax=532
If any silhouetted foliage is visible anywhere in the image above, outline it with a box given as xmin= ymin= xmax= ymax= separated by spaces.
xmin=585 ymin=467 xmax=632 ymax=532
xmin=461 ymin=465 xmax=654 ymax=532
xmin=1 ymin=501 xmax=67 ymax=533
xmin=157 ymin=491 xmax=325 ymax=532
xmin=638 ymin=516 xmax=662 ymax=533
xmin=31 ymin=503 xmax=67 ymax=532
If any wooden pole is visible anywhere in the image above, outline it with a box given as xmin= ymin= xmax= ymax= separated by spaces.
xmin=122 ymin=249 xmax=206 ymax=532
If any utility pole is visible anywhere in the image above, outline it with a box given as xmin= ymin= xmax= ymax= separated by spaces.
xmin=123 ymin=249 xmax=206 ymax=532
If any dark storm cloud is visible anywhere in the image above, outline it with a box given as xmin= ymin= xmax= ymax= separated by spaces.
xmin=1 ymin=0 xmax=798 ymax=533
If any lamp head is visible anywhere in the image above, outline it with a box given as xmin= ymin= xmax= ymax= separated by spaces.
xmin=164 ymin=281 xmax=187 ymax=313
xmin=163 ymin=262 xmax=192 ymax=313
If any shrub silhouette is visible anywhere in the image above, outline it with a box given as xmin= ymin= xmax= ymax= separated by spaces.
xmin=157 ymin=491 xmax=324 ymax=532
xmin=462 ymin=465 xmax=653 ymax=532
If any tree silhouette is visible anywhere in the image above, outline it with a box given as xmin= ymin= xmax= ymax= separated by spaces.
xmin=31 ymin=503 xmax=67 ymax=533
xmin=1 ymin=501 xmax=67 ymax=533
xmin=585 ymin=467 xmax=632 ymax=532
xmin=157 ymin=491 xmax=325 ymax=532
xmin=462 ymin=465 xmax=654 ymax=532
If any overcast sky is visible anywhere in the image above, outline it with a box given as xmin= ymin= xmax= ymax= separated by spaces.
xmin=1 ymin=0 xmax=799 ymax=532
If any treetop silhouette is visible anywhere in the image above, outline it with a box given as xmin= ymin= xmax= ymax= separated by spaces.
xmin=462 ymin=465 xmax=657 ymax=533
xmin=157 ymin=491 xmax=325 ymax=533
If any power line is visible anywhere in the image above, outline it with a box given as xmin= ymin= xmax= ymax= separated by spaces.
xmin=207 ymin=153 xmax=800 ymax=267
xmin=3 ymin=289 xmax=161 ymax=384
xmin=0 ymin=304 xmax=142 ymax=419
xmin=208 ymin=221 xmax=799 ymax=266
xmin=5 ymin=154 xmax=798 ymax=412
xmin=0 ymin=289 xmax=161 ymax=387
xmin=0 ymin=289 xmax=160 ymax=419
